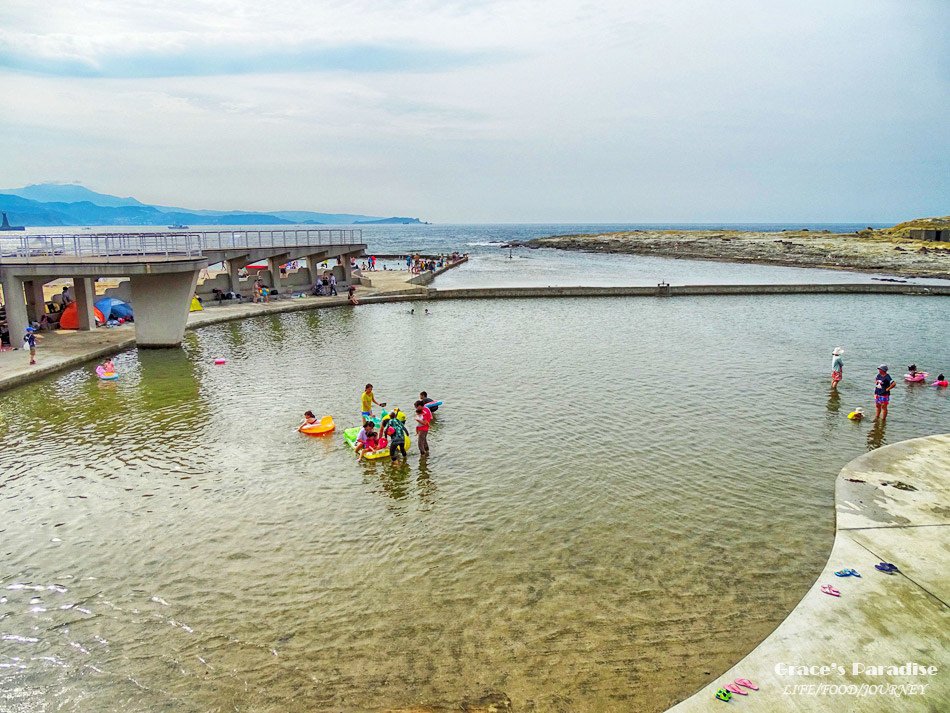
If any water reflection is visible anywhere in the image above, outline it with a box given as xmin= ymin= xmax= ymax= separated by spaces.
xmin=824 ymin=389 xmax=842 ymax=434
xmin=263 ymin=314 xmax=285 ymax=344
xmin=826 ymin=389 xmax=841 ymax=414
xmin=379 ymin=461 xmax=412 ymax=500
xmin=223 ymin=320 xmax=246 ymax=347
xmin=867 ymin=420 xmax=888 ymax=451
xmin=302 ymin=312 xmax=322 ymax=332
xmin=416 ymin=460 xmax=436 ymax=507
xmin=137 ymin=347 xmax=201 ymax=413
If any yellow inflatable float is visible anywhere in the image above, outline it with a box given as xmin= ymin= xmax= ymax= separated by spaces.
xmin=300 ymin=415 xmax=335 ymax=435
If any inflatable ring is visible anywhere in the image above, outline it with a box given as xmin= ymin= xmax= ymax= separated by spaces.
xmin=300 ymin=416 xmax=335 ymax=435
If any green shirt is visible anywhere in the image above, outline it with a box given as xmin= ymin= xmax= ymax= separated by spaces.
xmin=387 ymin=418 xmax=407 ymax=442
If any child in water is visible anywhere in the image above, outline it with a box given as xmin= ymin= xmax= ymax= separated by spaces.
xmin=103 ymin=358 xmax=115 ymax=373
xmin=354 ymin=421 xmax=372 ymax=455
xmin=359 ymin=428 xmax=388 ymax=460
xmin=847 ymin=406 xmax=864 ymax=421
xmin=935 ymin=373 xmax=948 ymax=387
xmin=358 ymin=427 xmax=379 ymax=460
xmin=300 ymin=410 xmax=318 ymax=429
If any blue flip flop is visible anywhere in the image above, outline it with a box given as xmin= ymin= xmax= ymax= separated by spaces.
xmin=834 ymin=570 xmax=851 ymax=577
xmin=875 ymin=562 xmax=898 ymax=573
xmin=846 ymin=569 xmax=861 ymax=577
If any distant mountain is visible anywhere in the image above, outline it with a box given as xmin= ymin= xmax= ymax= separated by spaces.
xmin=0 ymin=194 xmax=294 ymax=227
xmin=270 ymin=211 xmax=385 ymax=224
xmin=355 ymin=217 xmax=427 ymax=224
xmin=0 ymin=183 xmax=423 ymax=227
xmin=2 ymin=183 xmax=148 ymax=208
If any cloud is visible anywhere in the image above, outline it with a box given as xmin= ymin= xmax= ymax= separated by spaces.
xmin=0 ymin=31 xmax=509 ymax=77
xmin=2 ymin=0 xmax=948 ymax=221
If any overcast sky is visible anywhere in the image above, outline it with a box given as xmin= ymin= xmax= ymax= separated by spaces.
xmin=1 ymin=0 xmax=948 ymax=222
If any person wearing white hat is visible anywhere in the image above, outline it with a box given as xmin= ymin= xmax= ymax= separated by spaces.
xmin=831 ymin=347 xmax=844 ymax=389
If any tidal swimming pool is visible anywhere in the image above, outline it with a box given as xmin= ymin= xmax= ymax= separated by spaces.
xmin=1 ymin=294 xmax=948 ymax=713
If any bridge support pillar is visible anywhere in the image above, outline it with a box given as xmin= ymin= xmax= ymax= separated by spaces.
xmin=225 ymin=257 xmax=248 ymax=295
xmin=73 ymin=277 xmax=97 ymax=330
xmin=340 ymin=252 xmax=357 ymax=284
xmin=1 ymin=273 xmax=28 ymax=344
xmin=267 ymin=255 xmax=288 ymax=295
xmin=130 ymin=269 xmax=199 ymax=347
xmin=24 ymin=279 xmax=47 ymax=324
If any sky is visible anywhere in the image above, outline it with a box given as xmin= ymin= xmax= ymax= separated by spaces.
xmin=1 ymin=0 xmax=948 ymax=222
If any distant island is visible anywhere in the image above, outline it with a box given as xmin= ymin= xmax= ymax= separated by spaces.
xmin=0 ymin=183 xmax=428 ymax=228
xmin=355 ymin=217 xmax=429 ymax=225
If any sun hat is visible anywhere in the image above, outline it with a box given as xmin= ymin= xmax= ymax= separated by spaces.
xmin=854 ymin=406 xmax=864 ymax=413
xmin=832 ymin=347 xmax=844 ymax=355
xmin=878 ymin=364 xmax=888 ymax=372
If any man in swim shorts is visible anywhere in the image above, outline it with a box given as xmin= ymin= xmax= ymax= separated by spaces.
xmin=874 ymin=364 xmax=894 ymax=420
xmin=361 ymin=383 xmax=385 ymax=418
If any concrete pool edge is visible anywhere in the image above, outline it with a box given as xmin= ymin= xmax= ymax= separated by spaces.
xmin=664 ymin=433 xmax=950 ymax=713
xmin=2 ymin=281 xmax=948 ymax=394
xmin=427 ymin=283 xmax=950 ymax=299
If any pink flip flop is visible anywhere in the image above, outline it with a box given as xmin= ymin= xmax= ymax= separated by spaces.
xmin=821 ymin=584 xmax=840 ymax=597
xmin=724 ymin=684 xmax=747 ymax=695
xmin=735 ymin=678 xmax=759 ymax=691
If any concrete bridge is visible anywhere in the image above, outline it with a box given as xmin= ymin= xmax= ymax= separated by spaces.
xmin=0 ymin=229 xmax=365 ymax=347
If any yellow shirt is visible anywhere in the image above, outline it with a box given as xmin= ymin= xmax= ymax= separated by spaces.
xmin=361 ymin=391 xmax=373 ymax=412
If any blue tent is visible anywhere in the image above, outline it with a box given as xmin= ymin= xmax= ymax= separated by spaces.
xmin=94 ymin=297 xmax=134 ymax=320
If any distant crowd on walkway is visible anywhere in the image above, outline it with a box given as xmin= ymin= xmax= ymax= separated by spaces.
xmin=351 ymin=252 xmax=466 ymax=274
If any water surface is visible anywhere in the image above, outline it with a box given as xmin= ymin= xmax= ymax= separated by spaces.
xmin=1 ymin=294 xmax=948 ymax=713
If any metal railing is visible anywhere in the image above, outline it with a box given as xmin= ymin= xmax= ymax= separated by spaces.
xmin=197 ymin=229 xmax=362 ymax=252
xmin=0 ymin=229 xmax=363 ymax=264
xmin=0 ymin=233 xmax=203 ymax=263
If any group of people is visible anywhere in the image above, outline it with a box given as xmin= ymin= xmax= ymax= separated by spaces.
xmin=310 ymin=271 xmax=338 ymax=296
xmin=830 ymin=347 xmax=947 ymax=421
xmin=252 ymin=278 xmax=271 ymax=303
xmin=407 ymin=253 xmax=462 ymax=274
xmin=355 ymin=383 xmax=436 ymax=462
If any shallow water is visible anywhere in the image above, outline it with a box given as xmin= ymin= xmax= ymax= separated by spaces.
xmin=1 ymin=294 xmax=948 ymax=713
xmin=432 ymin=246 xmax=921 ymax=289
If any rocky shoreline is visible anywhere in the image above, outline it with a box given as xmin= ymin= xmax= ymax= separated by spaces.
xmin=515 ymin=219 xmax=950 ymax=279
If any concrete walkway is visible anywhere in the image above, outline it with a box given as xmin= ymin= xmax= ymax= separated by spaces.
xmin=667 ymin=433 xmax=950 ymax=712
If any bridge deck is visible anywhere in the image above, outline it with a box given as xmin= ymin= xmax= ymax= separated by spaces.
xmin=0 ymin=229 xmax=363 ymax=265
